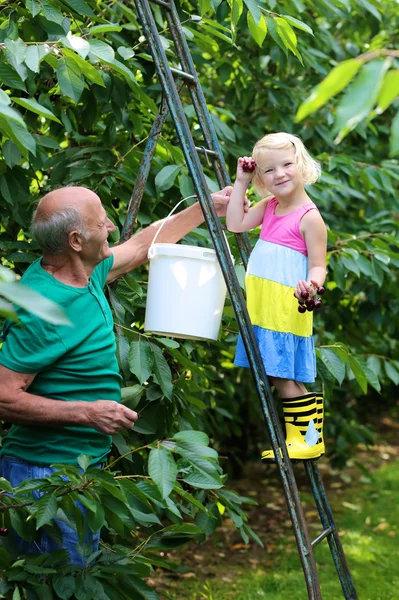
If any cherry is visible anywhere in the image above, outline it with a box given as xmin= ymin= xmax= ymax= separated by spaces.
xmin=298 ymin=304 xmax=307 ymax=313
xmin=0 ymin=528 xmax=9 ymax=536
xmin=301 ymin=291 xmax=309 ymax=299
xmin=305 ymin=298 xmax=315 ymax=311
xmin=242 ymin=158 xmax=256 ymax=173
xmin=317 ymin=286 xmax=325 ymax=295
xmin=314 ymin=298 xmax=322 ymax=309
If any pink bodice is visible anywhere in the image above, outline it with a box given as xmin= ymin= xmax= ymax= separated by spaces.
xmin=260 ymin=198 xmax=318 ymax=256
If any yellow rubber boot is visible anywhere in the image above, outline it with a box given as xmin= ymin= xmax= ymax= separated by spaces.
xmin=262 ymin=392 xmax=325 ymax=461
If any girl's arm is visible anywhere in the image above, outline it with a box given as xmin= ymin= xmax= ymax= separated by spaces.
xmin=296 ymin=210 xmax=327 ymax=298
xmin=226 ymin=157 xmax=268 ymax=233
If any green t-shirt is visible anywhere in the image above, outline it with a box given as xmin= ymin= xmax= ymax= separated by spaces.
xmin=0 ymin=255 xmax=122 ymax=466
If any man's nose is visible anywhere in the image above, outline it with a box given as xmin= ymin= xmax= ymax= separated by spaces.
xmin=106 ymin=218 xmax=116 ymax=232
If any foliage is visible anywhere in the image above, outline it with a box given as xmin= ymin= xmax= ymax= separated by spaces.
xmin=0 ymin=0 xmax=398 ymax=596
xmin=0 ymin=265 xmax=70 ymax=323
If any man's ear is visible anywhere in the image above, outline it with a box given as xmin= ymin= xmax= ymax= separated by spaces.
xmin=69 ymin=230 xmax=84 ymax=252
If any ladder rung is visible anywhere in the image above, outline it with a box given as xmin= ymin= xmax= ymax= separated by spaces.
xmin=311 ymin=527 xmax=333 ymax=548
xmin=195 ymin=146 xmax=218 ymax=158
xmin=170 ymin=67 xmax=196 ymax=83
xmin=149 ymin=0 xmax=171 ymax=9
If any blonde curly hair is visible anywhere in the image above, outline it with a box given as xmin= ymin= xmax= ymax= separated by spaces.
xmin=251 ymin=132 xmax=321 ymax=197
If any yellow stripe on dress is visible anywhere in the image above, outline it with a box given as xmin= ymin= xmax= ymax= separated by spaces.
xmin=246 ymin=275 xmax=313 ymax=337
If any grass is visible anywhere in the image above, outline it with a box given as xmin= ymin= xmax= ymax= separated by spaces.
xmin=165 ymin=458 xmax=399 ymax=600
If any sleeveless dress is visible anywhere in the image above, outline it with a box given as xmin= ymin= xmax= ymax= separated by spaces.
xmin=234 ymin=198 xmax=318 ymax=383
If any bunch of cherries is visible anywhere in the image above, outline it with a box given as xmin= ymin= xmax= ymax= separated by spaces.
xmin=297 ymin=286 xmax=325 ymax=313
xmin=241 ymin=158 xmax=256 ymax=173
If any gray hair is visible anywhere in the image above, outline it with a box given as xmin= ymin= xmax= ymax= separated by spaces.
xmin=31 ymin=205 xmax=91 ymax=254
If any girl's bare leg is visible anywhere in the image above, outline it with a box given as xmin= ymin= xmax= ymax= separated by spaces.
xmin=269 ymin=377 xmax=307 ymax=398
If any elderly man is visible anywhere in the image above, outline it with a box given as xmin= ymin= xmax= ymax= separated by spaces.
xmin=0 ymin=184 xmax=232 ymax=564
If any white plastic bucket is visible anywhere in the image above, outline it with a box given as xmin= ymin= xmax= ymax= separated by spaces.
xmin=144 ymin=243 xmax=228 ymax=341
xmin=144 ymin=195 xmax=230 ymax=341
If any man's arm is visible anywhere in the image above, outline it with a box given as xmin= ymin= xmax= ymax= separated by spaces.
xmin=107 ymin=187 xmax=232 ymax=284
xmin=0 ymin=365 xmax=138 ymax=435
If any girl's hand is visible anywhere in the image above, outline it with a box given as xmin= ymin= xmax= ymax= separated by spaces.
xmin=294 ymin=279 xmax=319 ymax=300
xmin=236 ymin=157 xmax=256 ymax=184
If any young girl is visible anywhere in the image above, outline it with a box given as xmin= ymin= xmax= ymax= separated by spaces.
xmin=226 ymin=132 xmax=327 ymax=460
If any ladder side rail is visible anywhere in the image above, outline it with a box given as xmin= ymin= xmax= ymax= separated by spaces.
xmin=304 ymin=461 xmax=358 ymax=600
xmin=165 ymin=6 xmax=253 ymax=264
xmin=134 ymin=2 xmax=322 ymax=597
xmin=121 ymin=95 xmax=169 ymax=243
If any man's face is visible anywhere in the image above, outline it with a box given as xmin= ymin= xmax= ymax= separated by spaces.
xmin=81 ymin=201 xmax=115 ymax=266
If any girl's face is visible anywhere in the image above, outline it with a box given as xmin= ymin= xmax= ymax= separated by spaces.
xmin=257 ymin=147 xmax=302 ymax=197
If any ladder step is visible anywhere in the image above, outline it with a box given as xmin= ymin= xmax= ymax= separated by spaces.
xmin=149 ymin=0 xmax=171 ymax=9
xmin=170 ymin=67 xmax=196 ymax=83
xmin=311 ymin=526 xmax=333 ymax=548
xmin=195 ymin=146 xmax=218 ymax=158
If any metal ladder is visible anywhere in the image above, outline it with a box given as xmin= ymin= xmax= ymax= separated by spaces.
xmin=128 ymin=1 xmax=358 ymax=598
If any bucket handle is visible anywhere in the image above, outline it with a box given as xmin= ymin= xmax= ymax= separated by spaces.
xmin=148 ymin=194 xmax=232 ymax=261
xmin=149 ymin=195 xmax=197 ymax=254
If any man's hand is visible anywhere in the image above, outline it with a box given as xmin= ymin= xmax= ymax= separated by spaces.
xmin=211 ymin=186 xmax=249 ymax=217
xmin=85 ymin=401 xmax=138 ymax=435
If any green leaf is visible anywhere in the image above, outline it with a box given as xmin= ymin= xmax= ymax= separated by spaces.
xmin=0 ymin=62 xmax=26 ymax=91
xmin=4 ymin=39 xmax=27 ymax=81
xmin=155 ymin=165 xmax=180 ymax=193
xmin=356 ymin=0 xmax=381 ymax=21
xmin=89 ymin=24 xmax=123 ymax=34
xmin=0 ymin=282 xmax=72 ymax=325
xmin=384 ymin=361 xmax=399 ymax=386
xmin=243 ymin=0 xmax=261 ymax=25
xmin=125 ymin=575 xmax=160 ymax=600
xmin=35 ymin=493 xmax=58 ymax=529
xmin=121 ymin=384 xmax=145 ymax=409
xmin=390 ymin=111 xmax=399 ymax=157
xmin=25 ymin=45 xmax=50 ymax=73
xmin=52 ymin=574 xmax=75 ymax=600
xmin=77 ymin=454 xmax=91 ymax=472
xmin=151 ymin=344 xmax=173 ymax=400
xmin=128 ymin=339 xmax=154 ymax=384
xmin=183 ymin=471 xmax=223 ymax=489
xmin=62 ymin=49 xmax=105 ymax=87
xmin=89 ymin=39 xmax=115 ymax=62
xmin=281 ymin=14 xmax=313 ymax=35
xmin=86 ymin=501 xmax=105 ymax=532
xmin=376 ymin=70 xmax=399 ymax=114
xmin=173 ymin=430 xmax=210 ymax=446
xmin=75 ymin=574 xmax=99 ymax=600
xmin=296 ymin=59 xmax=363 ymax=122
xmin=231 ymin=0 xmax=243 ymax=37
xmin=26 ymin=0 xmax=41 ymax=17
xmin=11 ymin=97 xmax=61 ymax=123
xmin=63 ymin=0 xmax=94 ymax=16
xmin=148 ymin=446 xmax=177 ymax=499
xmin=117 ymin=46 xmax=135 ymax=60
xmin=348 ymin=355 xmax=368 ymax=393
xmin=0 ymin=107 xmax=36 ymax=157
xmin=57 ymin=57 xmax=85 ymax=103
xmin=0 ymin=477 xmax=13 ymax=492
xmin=3 ymin=140 xmax=21 ymax=168
xmin=320 ymin=348 xmax=346 ymax=385
xmin=61 ymin=34 xmax=90 ymax=59
xmin=0 ymin=89 xmax=11 ymax=105
xmin=334 ymin=59 xmax=391 ymax=141
xmin=265 ymin=16 xmax=286 ymax=53
xmin=275 ymin=17 xmax=302 ymax=63
xmin=104 ymin=57 xmax=137 ymax=89
xmin=41 ymin=0 xmax=64 ymax=23
xmin=157 ymin=337 xmax=180 ymax=349
xmin=247 ymin=12 xmax=267 ymax=47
